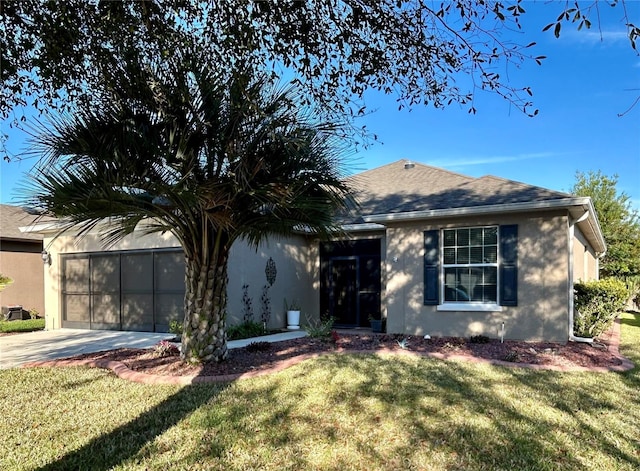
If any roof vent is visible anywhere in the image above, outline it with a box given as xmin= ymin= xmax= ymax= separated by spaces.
xmin=404 ymin=161 xmax=415 ymax=169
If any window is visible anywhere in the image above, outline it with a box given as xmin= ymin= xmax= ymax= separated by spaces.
xmin=424 ymin=225 xmax=518 ymax=309
xmin=443 ymin=227 xmax=497 ymax=303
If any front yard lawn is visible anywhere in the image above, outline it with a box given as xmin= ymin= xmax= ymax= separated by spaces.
xmin=1 ymin=313 xmax=639 ymax=471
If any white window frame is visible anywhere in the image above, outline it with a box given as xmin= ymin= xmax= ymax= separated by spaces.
xmin=437 ymin=225 xmax=502 ymax=312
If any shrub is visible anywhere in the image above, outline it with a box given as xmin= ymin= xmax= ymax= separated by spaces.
xmin=0 ymin=318 xmax=45 ymax=333
xmin=153 ymin=340 xmax=180 ymax=357
xmin=169 ymin=319 xmax=183 ymax=336
xmin=245 ymin=341 xmax=272 ymax=352
xmin=469 ymin=335 xmax=490 ymax=344
xmin=305 ymin=317 xmax=334 ymax=339
xmin=574 ymin=278 xmax=628 ymax=338
xmin=502 ymin=350 xmax=520 ymax=362
xmin=227 ymin=321 xmax=265 ymax=340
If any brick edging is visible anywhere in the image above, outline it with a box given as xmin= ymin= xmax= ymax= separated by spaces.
xmin=23 ymin=318 xmax=635 ymax=384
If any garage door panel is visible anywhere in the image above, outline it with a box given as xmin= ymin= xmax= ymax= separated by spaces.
xmin=155 ymin=252 xmax=185 ymax=291
xmin=91 ymin=294 xmax=120 ymax=326
xmin=155 ymin=293 xmax=183 ymax=329
xmin=91 ymin=255 xmax=120 ymax=292
xmin=64 ymin=295 xmax=90 ymax=323
xmin=122 ymin=294 xmax=153 ymax=331
xmin=63 ymin=258 xmax=89 ymax=293
xmin=122 ymin=253 xmax=153 ymax=291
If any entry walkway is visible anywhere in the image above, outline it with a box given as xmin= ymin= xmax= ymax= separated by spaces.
xmin=0 ymin=328 xmax=308 ymax=369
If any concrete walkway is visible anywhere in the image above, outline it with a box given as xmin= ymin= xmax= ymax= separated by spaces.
xmin=0 ymin=328 xmax=308 ymax=369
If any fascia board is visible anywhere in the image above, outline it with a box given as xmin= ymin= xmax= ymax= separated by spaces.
xmin=362 ymin=196 xmax=606 ymax=253
xmin=362 ymin=198 xmax=592 ymax=223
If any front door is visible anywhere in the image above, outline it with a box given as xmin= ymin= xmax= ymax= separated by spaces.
xmin=329 ymin=257 xmax=359 ymax=326
xmin=320 ymin=239 xmax=381 ymax=328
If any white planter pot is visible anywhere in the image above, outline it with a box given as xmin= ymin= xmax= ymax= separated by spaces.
xmin=287 ymin=310 xmax=301 ymax=330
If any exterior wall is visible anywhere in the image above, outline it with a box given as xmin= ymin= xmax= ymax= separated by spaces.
xmin=0 ymin=240 xmax=45 ymax=316
xmin=42 ymin=228 xmax=314 ymax=331
xmin=226 ymin=235 xmax=315 ymax=329
xmin=384 ymin=211 xmax=570 ymax=342
xmin=573 ymin=226 xmax=599 ymax=281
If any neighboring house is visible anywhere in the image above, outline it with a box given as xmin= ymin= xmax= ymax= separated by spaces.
xmin=0 ymin=204 xmax=46 ymax=316
xmin=28 ymin=161 xmax=605 ymax=342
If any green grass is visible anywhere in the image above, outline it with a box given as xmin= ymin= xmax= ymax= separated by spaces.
xmin=1 ymin=313 xmax=639 ymax=470
xmin=0 ymin=318 xmax=45 ymax=333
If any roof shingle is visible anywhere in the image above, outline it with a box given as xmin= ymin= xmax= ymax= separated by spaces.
xmin=344 ymin=160 xmax=571 ymax=221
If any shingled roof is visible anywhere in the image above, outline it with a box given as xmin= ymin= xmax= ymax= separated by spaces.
xmin=0 ymin=204 xmax=44 ymax=242
xmin=345 ymin=160 xmax=571 ymax=219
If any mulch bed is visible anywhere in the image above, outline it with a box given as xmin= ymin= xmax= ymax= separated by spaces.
xmin=64 ymin=330 xmax=629 ymax=378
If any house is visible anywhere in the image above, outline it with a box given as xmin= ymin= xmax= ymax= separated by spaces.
xmin=0 ymin=204 xmax=46 ymax=317
xmin=29 ymin=160 xmax=605 ymax=342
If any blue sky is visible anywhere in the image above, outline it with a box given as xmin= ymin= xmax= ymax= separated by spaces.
xmin=1 ymin=1 xmax=639 ymax=210
xmin=354 ymin=2 xmax=640 ymax=210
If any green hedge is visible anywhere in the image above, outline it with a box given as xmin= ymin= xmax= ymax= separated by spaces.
xmin=574 ymin=278 xmax=628 ymax=338
xmin=0 ymin=318 xmax=45 ymax=333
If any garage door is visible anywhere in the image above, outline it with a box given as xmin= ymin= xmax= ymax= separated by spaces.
xmin=61 ymin=249 xmax=185 ymax=332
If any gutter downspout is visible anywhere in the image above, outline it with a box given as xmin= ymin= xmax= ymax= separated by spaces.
xmin=568 ymin=210 xmax=594 ymax=344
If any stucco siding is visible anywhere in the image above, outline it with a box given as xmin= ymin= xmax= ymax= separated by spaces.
xmin=226 ymin=235 xmax=315 ymax=329
xmin=573 ymin=226 xmax=599 ymax=281
xmin=0 ymin=241 xmax=45 ymax=316
xmin=42 ymin=228 xmax=314 ymax=331
xmin=384 ymin=211 xmax=570 ymax=342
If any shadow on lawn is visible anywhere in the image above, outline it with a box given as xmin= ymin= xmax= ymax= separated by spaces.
xmin=36 ymin=313 xmax=640 ymax=470
xmin=35 ymin=383 xmax=227 ymax=471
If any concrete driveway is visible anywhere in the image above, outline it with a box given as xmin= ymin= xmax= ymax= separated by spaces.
xmin=0 ymin=329 xmax=173 ymax=369
xmin=0 ymin=329 xmax=309 ymax=369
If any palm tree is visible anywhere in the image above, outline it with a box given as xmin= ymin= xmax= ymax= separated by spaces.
xmin=24 ymin=53 xmax=353 ymax=363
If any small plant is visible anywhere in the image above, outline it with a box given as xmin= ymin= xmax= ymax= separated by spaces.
xmin=469 ymin=334 xmax=490 ymax=344
xmin=227 ymin=321 xmax=265 ymax=340
xmin=442 ymin=341 xmax=462 ymax=351
xmin=502 ymin=350 xmax=520 ymax=362
xmin=331 ymin=330 xmax=340 ymax=344
xmin=284 ymin=298 xmax=301 ymax=311
xmin=169 ymin=319 xmax=183 ymax=336
xmin=306 ymin=316 xmax=334 ymax=339
xmin=28 ymin=308 xmax=39 ymax=320
xmin=396 ymin=338 xmax=410 ymax=350
xmin=153 ymin=340 xmax=180 ymax=357
xmin=245 ymin=341 xmax=272 ymax=352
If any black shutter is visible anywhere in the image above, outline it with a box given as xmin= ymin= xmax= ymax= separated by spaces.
xmin=499 ymin=225 xmax=518 ymax=306
xmin=424 ymin=230 xmax=439 ymax=305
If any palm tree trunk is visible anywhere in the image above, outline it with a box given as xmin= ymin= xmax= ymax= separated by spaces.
xmin=180 ymin=231 xmax=230 ymax=363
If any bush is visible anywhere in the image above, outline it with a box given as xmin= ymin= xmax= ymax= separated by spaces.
xmin=169 ymin=319 xmax=183 ymax=336
xmin=305 ymin=317 xmax=335 ymax=339
xmin=153 ymin=340 xmax=180 ymax=357
xmin=245 ymin=341 xmax=272 ymax=352
xmin=469 ymin=335 xmax=490 ymax=344
xmin=574 ymin=278 xmax=628 ymax=338
xmin=227 ymin=321 xmax=265 ymax=340
xmin=0 ymin=318 xmax=45 ymax=333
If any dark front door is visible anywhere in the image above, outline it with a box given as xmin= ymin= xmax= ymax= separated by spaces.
xmin=321 ymin=239 xmax=381 ymax=328
xmin=329 ymin=257 xmax=359 ymax=326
